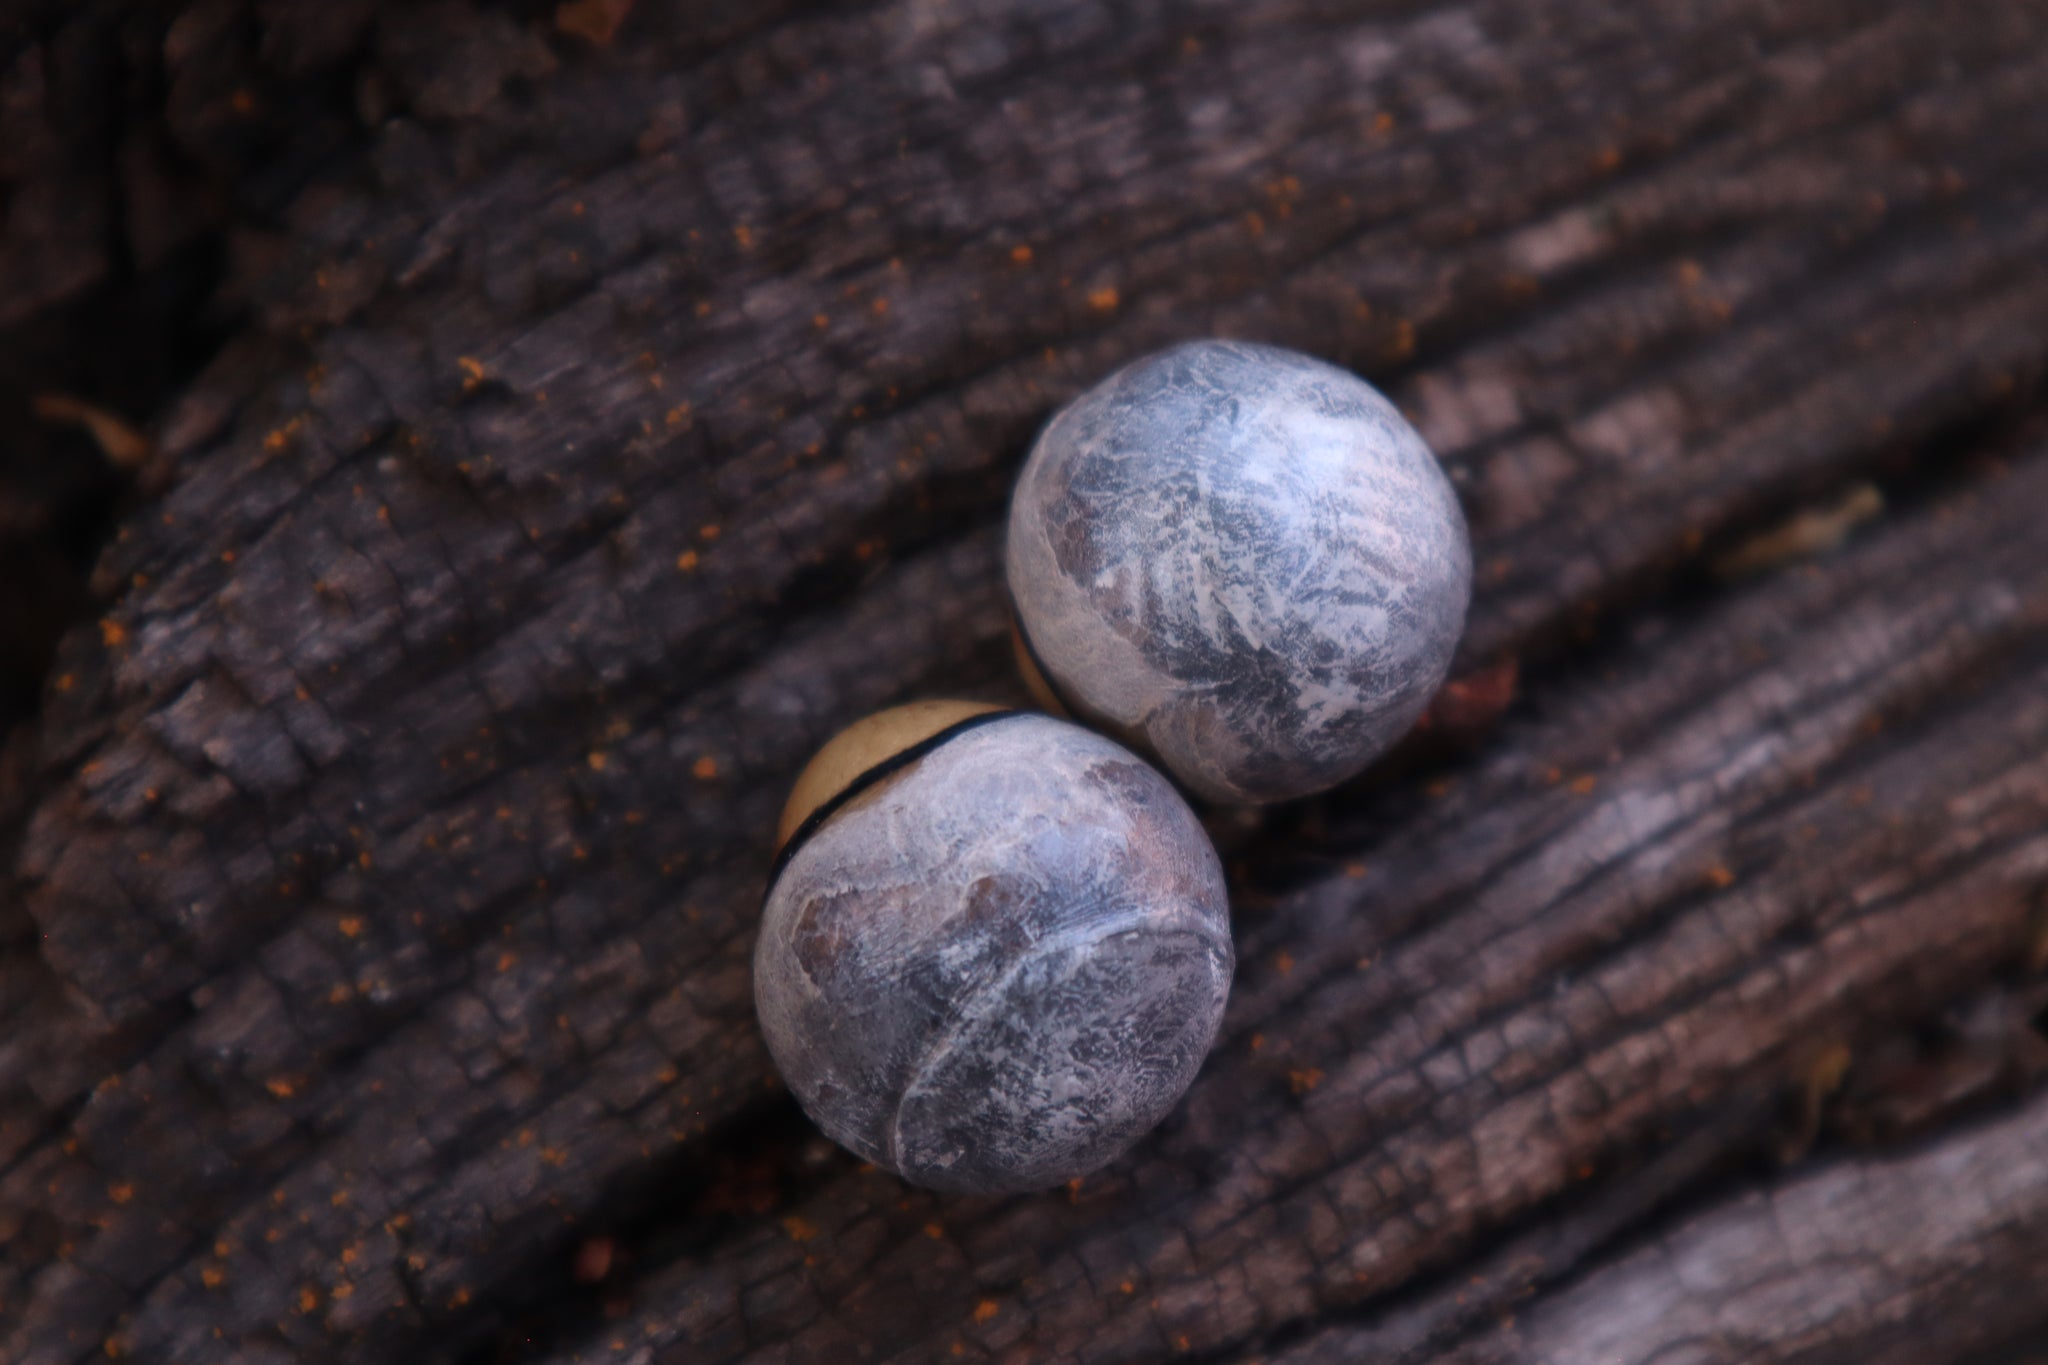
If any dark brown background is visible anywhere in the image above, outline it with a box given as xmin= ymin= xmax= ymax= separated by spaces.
xmin=4 ymin=2 xmax=2048 ymax=1362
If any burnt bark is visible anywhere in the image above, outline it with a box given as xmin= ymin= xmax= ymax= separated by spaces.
xmin=3 ymin=2 xmax=2047 ymax=1363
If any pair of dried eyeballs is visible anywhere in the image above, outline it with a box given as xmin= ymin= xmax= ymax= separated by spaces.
xmin=756 ymin=341 xmax=1472 ymax=1194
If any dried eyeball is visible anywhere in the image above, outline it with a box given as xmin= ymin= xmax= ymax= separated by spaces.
xmin=755 ymin=701 xmax=1233 ymax=1195
xmin=1007 ymin=339 xmax=1472 ymax=804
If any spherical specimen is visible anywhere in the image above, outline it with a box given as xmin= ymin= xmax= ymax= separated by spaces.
xmin=756 ymin=704 xmax=1233 ymax=1195
xmin=1006 ymin=339 xmax=1472 ymax=804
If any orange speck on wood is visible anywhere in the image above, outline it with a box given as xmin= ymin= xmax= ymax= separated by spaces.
xmin=1273 ymin=950 xmax=1294 ymax=976
xmin=971 ymin=1300 xmax=999 ymax=1324
xmin=1429 ymin=658 xmax=1520 ymax=732
xmin=871 ymin=296 xmax=890 ymax=316
xmin=782 ymin=1216 xmax=818 ymax=1242
xmin=458 ymin=356 xmax=487 ymax=392
xmin=676 ymin=550 xmax=699 ymax=572
xmin=1086 ymin=286 xmax=1119 ymax=312
xmin=1289 ymin=1067 xmax=1326 ymax=1095
xmin=692 ymin=756 xmax=719 ymax=780
xmin=574 ymin=1236 xmax=616 ymax=1283
xmin=1249 ymin=1033 xmax=1265 ymax=1052
xmin=108 ymin=1182 xmax=134 ymax=1205
xmin=555 ymin=0 xmax=634 ymax=45
xmin=588 ymin=751 xmax=608 ymax=771
xmin=1345 ymin=862 xmax=1367 ymax=879
xmin=1569 ymin=774 xmax=1598 ymax=795
xmin=266 ymin=1077 xmax=296 ymax=1099
xmin=201 ymin=1266 xmax=225 ymax=1289
xmin=1705 ymin=864 xmax=1736 ymax=889
xmin=298 ymin=1284 xmax=321 ymax=1313
xmin=99 ymin=619 xmax=127 ymax=647
xmin=699 ymin=524 xmax=722 ymax=541
xmin=338 ymin=916 xmax=363 ymax=938
xmin=733 ymin=224 xmax=754 ymax=248
xmin=924 ymin=1222 xmax=945 ymax=1239
xmin=1010 ymin=244 xmax=1034 ymax=264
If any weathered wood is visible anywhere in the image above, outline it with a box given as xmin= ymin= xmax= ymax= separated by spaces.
xmin=1419 ymin=1083 xmax=2048 ymax=1365
xmin=2 ymin=1 xmax=2047 ymax=1363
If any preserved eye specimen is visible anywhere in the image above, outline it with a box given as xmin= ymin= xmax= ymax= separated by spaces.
xmin=1007 ymin=339 xmax=1472 ymax=804
xmin=755 ymin=702 xmax=1233 ymax=1194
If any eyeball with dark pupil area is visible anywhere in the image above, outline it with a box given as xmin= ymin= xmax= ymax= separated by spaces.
xmin=755 ymin=701 xmax=1234 ymax=1195
xmin=1006 ymin=338 xmax=1474 ymax=805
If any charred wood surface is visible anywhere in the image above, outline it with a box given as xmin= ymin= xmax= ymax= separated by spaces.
xmin=3 ymin=2 xmax=2048 ymax=1363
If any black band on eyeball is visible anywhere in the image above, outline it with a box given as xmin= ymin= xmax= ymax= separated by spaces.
xmin=763 ymin=708 xmax=1024 ymax=905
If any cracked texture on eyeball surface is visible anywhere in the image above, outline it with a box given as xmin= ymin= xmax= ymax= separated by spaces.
xmin=755 ymin=714 xmax=1232 ymax=1195
xmin=1008 ymin=339 xmax=1473 ymax=804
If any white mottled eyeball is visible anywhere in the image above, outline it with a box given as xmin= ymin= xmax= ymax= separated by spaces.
xmin=755 ymin=701 xmax=1233 ymax=1195
xmin=1006 ymin=339 xmax=1473 ymax=804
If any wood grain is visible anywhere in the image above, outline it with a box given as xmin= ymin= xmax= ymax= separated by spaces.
xmin=2 ymin=2 xmax=2046 ymax=1362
